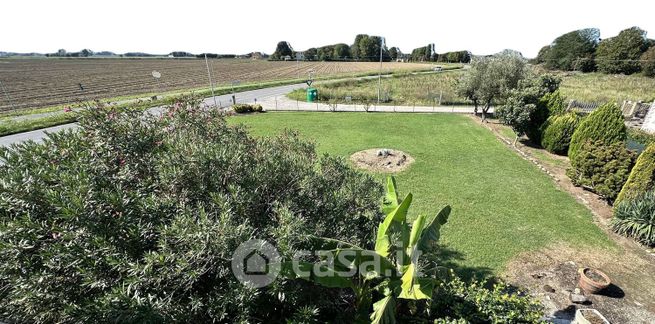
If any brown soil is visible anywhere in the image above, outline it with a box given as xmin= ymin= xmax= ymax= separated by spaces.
xmin=476 ymin=116 xmax=655 ymax=323
xmin=350 ymin=149 xmax=414 ymax=173
xmin=503 ymin=243 xmax=655 ymax=323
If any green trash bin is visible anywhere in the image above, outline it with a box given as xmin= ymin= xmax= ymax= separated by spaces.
xmin=307 ymin=88 xmax=318 ymax=102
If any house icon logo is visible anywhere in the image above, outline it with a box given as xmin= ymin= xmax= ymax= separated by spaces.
xmin=231 ymin=239 xmax=281 ymax=288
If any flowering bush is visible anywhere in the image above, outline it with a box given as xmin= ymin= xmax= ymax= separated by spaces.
xmin=0 ymin=97 xmax=382 ymax=322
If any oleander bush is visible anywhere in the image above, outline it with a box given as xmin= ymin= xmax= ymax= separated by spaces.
xmin=568 ymin=102 xmax=627 ymax=162
xmin=0 ymin=98 xmax=383 ymax=323
xmin=541 ymin=112 xmax=582 ymax=155
xmin=612 ymin=190 xmax=655 ymax=246
xmin=567 ymin=140 xmax=636 ymax=202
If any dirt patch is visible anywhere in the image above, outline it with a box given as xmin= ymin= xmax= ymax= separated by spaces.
xmin=503 ymin=243 xmax=655 ymax=323
xmin=350 ymin=148 xmax=414 ymax=173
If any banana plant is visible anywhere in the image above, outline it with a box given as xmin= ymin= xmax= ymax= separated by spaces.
xmin=280 ymin=176 xmax=451 ymax=323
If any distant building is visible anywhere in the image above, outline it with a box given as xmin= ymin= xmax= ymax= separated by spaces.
xmin=283 ymin=55 xmax=292 ymax=61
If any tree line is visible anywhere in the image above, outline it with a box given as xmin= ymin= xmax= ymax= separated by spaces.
xmin=270 ymin=35 xmax=471 ymax=63
xmin=270 ymin=35 xmax=391 ymax=61
xmin=535 ymin=26 xmax=655 ymax=76
xmin=408 ymin=44 xmax=471 ymax=63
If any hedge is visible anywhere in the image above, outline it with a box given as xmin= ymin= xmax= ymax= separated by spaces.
xmin=568 ymin=102 xmax=627 ymax=162
xmin=567 ymin=140 xmax=636 ymax=202
xmin=616 ymin=143 xmax=655 ymax=204
xmin=541 ymin=112 xmax=581 ymax=155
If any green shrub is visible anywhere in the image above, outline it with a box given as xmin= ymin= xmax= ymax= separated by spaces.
xmin=232 ymin=103 xmax=264 ymax=113
xmin=616 ymin=143 xmax=655 ymax=204
xmin=495 ymin=74 xmax=561 ymax=144
xmin=541 ymin=112 xmax=582 ymax=155
xmin=0 ymin=98 xmax=383 ymax=323
xmin=567 ymin=140 xmax=636 ymax=202
xmin=282 ymin=178 xmax=543 ymax=323
xmin=425 ymin=272 xmax=544 ymax=323
xmin=612 ymin=190 xmax=655 ymax=246
xmin=568 ymin=102 xmax=627 ymax=162
xmin=539 ymin=90 xmax=566 ymax=116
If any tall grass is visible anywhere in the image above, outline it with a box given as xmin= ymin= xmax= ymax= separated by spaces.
xmin=559 ymin=72 xmax=655 ymax=104
xmin=289 ymin=70 xmax=468 ymax=106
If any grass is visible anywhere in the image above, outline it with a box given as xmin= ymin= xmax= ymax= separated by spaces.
xmin=559 ymin=72 xmax=655 ymax=104
xmin=230 ymin=112 xmax=615 ymax=277
xmin=288 ymin=69 xmax=468 ymax=106
xmin=0 ymin=113 xmax=78 ymax=137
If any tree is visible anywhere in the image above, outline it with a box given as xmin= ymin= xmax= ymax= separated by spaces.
xmin=496 ymin=93 xmax=536 ymax=145
xmin=304 ymin=47 xmax=317 ymax=61
xmin=79 ymin=49 xmax=94 ymax=57
xmin=410 ymin=45 xmax=433 ymax=62
xmin=333 ymin=43 xmax=351 ymax=60
xmin=317 ymin=45 xmax=335 ymax=61
xmin=457 ymin=50 xmax=528 ymax=122
xmin=271 ymin=41 xmax=294 ymax=60
xmin=534 ymin=45 xmax=551 ymax=64
xmin=169 ymin=51 xmax=193 ymax=57
xmin=568 ymin=102 xmax=627 ymax=161
xmin=351 ymin=34 xmax=367 ymax=60
xmin=496 ymin=74 xmax=561 ymax=144
xmin=389 ymin=47 xmax=400 ymax=60
xmin=596 ymin=27 xmax=649 ymax=75
xmin=641 ymin=47 xmax=655 ymax=77
xmin=438 ymin=51 xmax=471 ymax=63
xmin=542 ymin=28 xmax=599 ymax=71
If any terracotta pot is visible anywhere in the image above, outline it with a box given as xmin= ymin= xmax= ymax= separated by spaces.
xmin=578 ymin=267 xmax=610 ymax=294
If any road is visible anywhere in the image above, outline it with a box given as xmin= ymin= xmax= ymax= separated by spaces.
xmin=0 ymin=83 xmax=308 ymax=147
xmin=0 ymin=70 xmax=473 ymax=147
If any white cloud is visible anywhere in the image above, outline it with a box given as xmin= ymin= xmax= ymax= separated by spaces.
xmin=3 ymin=0 xmax=654 ymax=57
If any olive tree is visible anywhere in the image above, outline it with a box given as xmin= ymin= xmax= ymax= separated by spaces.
xmin=457 ymin=50 xmax=528 ymax=122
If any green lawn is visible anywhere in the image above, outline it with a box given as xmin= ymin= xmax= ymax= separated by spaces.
xmin=230 ymin=112 xmax=614 ymax=278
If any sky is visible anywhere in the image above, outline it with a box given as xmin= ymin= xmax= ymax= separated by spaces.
xmin=2 ymin=0 xmax=654 ymax=58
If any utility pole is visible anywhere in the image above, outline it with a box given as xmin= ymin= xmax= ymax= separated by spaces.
xmin=377 ymin=37 xmax=385 ymax=104
xmin=0 ymin=81 xmax=16 ymax=111
xmin=204 ymin=54 xmax=218 ymax=108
